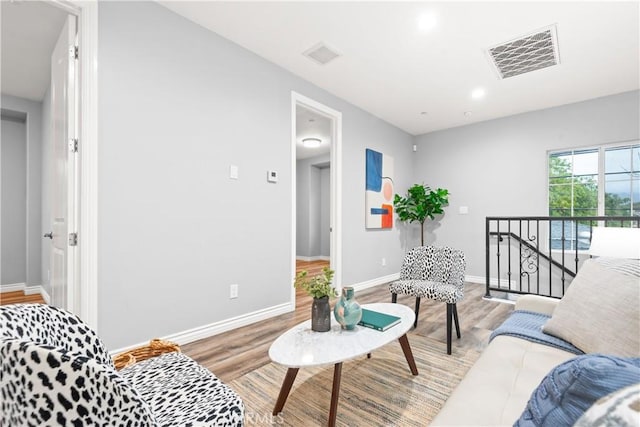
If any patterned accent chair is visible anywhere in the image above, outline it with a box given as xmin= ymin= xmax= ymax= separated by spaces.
xmin=389 ymin=246 xmax=466 ymax=355
xmin=0 ymin=304 xmax=244 ymax=426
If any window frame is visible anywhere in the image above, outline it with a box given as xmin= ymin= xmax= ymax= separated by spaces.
xmin=546 ymin=139 xmax=639 ymax=252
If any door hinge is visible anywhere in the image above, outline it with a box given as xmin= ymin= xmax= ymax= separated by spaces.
xmin=69 ymin=45 xmax=78 ymax=60
xmin=69 ymin=138 xmax=78 ymax=153
xmin=68 ymin=233 xmax=78 ymax=247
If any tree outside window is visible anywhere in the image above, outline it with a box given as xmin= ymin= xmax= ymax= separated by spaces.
xmin=548 ymin=143 xmax=639 ymax=250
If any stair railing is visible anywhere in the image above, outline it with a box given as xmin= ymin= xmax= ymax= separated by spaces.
xmin=485 ymin=216 xmax=639 ymax=300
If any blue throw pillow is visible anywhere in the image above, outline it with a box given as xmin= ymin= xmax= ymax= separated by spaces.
xmin=514 ymin=354 xmax=640 ymax=427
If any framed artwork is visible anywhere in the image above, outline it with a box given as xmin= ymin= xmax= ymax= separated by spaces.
xmin=365 ymin=148 xmax=394 ymax=229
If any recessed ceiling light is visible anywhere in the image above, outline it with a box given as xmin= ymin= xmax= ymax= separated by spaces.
xmin=417 ymin=12 xmax=437 ymax=32
xmin=471 ymin=88 xmax=486 ymax=99
xmin=302 ymin=138 xmax=322 ymax=148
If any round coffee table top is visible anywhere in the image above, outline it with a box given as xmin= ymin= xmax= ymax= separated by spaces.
xmin=268 ymin=302 xmax=415 ymax=368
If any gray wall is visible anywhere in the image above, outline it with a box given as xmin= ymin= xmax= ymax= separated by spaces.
xmin=320 ymin=166 xmax=330 ymax=257
xmin=1 ymin=118 xmax=27 ymax=284
xmin=0 ymin=95 xmax=43 ymax=289
xmin=98 ymin=1 xmax=414 ymax=349
xmin=413 ymin=90 xmax=640 ymax=278
xmin=296 ymin=154 xmax=329 ymax=259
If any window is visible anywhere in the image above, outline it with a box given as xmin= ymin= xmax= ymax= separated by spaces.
xmin=605 ymin=145 xmax=640 ymax=217
xmin=548 ymin=142 xmax=639 ymax=250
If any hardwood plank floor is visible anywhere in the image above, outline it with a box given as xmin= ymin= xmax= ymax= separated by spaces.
xmin=182 ymin=280 xmax=513 ymax=383
xmin=0 ymin=291 xmax=45 ymax=305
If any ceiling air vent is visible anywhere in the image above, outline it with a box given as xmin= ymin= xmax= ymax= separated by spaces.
xmin=303 ymin=42 xmax=341 ymax=65
xmin=487 ymin=25 xmax=560 ymax=79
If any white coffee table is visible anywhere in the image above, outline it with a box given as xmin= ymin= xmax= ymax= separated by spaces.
xmin=269 ymin=302 xmax=418 ymax=427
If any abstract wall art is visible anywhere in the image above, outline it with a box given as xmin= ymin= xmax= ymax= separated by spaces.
xmin=365 ymin=148 xmax=394 ymax=229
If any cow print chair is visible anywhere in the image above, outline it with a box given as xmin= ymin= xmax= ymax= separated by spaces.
xmin=389 ymin=245 xmax=466 ymax=355
xmin=0 ymin=303 xmax=244 ymax=426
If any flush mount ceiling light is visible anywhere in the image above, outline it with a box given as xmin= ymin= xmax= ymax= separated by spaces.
xmin=302 ymin=137 xmax=322 ymax=148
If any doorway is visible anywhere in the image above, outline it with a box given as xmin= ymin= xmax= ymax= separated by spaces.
xmin=291 ymin=92 xmax=342 ymax=307
xmin=0 ymin=1 xmax=98 ymax=327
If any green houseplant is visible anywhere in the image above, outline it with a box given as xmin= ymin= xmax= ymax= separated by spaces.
xmin=394 ymin=184 xmax=450 ymax=246
xmin=294 ymin=267 xmax=337 ymax=332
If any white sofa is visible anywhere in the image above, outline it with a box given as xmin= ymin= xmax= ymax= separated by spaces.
xmin=431 ymin=258 xmax=640 ymax=426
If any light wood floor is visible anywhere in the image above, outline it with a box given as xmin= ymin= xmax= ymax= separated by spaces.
xmin=0 ymin=291 xmax=45 ymax=305
xmin=182 ymin=274 xmax=513 ymax=383
xmin=1 ymin=262 xmax=514 ymax=386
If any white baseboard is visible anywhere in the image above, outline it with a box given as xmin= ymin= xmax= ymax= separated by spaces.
xmin=296 ymin=256 xmax=330 ymax=262
xmin=465 ymin=275 xmax=515 ymax=288
xmin=350 ymin=273 xmax=400 ymax=292
xmin=109 ymin=301 xmax=294 ymax=355
xmin=110 ymin=273 xmax=403 ymax=355
xmin=38 ymin=287 xmax=51 ymax=304
xmin=1 ymin=283 xmax=27 ymax=293
xmin=1 ymin=283 xmax=49 ymax=303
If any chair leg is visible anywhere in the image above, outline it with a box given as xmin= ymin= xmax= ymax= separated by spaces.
xmin=391 ymin=293 xmax=397 ymax=303
xmin=413 ymin=298 xmax=421 ymax=328
xmin=453 ymin=304 xmax=461 ymax=339
xmin=446 ymin=304 xmax=453 ymax=355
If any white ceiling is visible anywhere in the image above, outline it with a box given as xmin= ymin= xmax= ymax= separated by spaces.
xmin=160 ymin=1 xmax=640 ymax=135
xmin=1 ymin=0 xmax=68 ymax=102
xmin=2 ymin=2 xmax=637 ymax=135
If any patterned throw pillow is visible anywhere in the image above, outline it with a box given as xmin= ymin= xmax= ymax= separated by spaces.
xmin=514 ymin=354 xmax=640 ymax=427
xmin=574 ymin=383 xmax=640 ymax=427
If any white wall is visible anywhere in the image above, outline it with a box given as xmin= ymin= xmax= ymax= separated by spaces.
xmin=98 ymin=1 xmax=414 ymax=349
xmin=0 ymin=95 xmax=44 ymax=290
xmin=413 ymin=90 xmax=640 ymax=278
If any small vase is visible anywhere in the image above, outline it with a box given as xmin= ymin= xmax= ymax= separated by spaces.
xmin=311 ymin=296 xmax=331 ymax=332
xmin=334 ymin=287 xmax=362 ymax=330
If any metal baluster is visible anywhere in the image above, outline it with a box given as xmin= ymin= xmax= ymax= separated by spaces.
xmin=507 ymin=220 xmax=511 ymax=292
xmin=485 ymin=217 xmax=491 ymax=298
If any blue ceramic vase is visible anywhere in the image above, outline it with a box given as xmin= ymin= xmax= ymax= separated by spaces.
xmin=334 ymin=287 xmax=362 ymax=330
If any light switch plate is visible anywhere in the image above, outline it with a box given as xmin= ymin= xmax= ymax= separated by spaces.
xmin=267 ymin=170 xmax=278 ymax=183
xmin=230 ymin=165 xmax=239 ymax=179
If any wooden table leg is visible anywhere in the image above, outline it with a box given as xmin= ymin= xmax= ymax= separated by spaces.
xmin=273 ymin=367 xmax=299 ymax=415
xmin=398 ymin=334 xmax=419 ymax=375
xmin=328 ymin=362 xmax=343 ymax=427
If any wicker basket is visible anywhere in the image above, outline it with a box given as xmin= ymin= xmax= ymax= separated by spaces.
xmin=113 ymin=339 xmax=181 ymax=370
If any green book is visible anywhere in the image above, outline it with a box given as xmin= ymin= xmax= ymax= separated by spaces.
xmin=358 ymin=308 xmax=401 ymax=331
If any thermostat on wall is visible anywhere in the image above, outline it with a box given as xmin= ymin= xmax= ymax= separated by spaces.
xmin=267 ymin=170 xmax=278 ymax=183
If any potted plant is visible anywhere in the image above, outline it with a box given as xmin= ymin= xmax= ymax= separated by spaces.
xmin=294 ymin=267 xmax=337 ymax=332
xmin=394 ymin=184 xmax=450 ymax=246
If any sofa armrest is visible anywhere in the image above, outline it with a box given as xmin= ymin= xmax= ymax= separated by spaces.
xmin=515 ymin=295 xmax=559 ymax=316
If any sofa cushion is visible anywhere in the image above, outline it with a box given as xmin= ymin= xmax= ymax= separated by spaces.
xmin=515 ymin=354 xmax=640 ymax=427
xmin=574 ymin=383 xmax=640 ymax=427
xmin=430 ymin=336 xmax=574 ymax=426
xmin=542 ymin=258 xmax=640 ymax=357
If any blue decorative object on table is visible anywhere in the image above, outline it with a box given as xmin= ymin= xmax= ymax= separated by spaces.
xmin=334 ymin=287 xmax=362 ymax=330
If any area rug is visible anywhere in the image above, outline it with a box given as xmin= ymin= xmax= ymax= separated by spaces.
xmin=229 ymin=337 xmax=480 ymax=426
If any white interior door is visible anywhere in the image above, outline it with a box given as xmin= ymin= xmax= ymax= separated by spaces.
xmin=49 ymin=15 xmax=77 ymax=309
